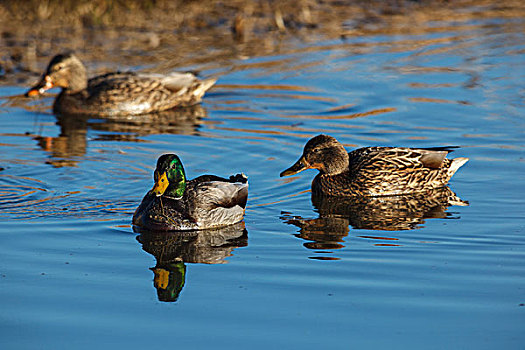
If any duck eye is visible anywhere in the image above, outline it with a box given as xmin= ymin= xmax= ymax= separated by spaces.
xmin=169 ymin=159 xmax=180 ymax=169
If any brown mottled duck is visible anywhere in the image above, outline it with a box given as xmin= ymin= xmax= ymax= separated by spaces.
xmin=133 ymin=154 xmax=248 ymax=231
xmin=280 ymin=134 xmax=468 ymax=197
xmin=25 ymin=53 xmax=217 ymax=116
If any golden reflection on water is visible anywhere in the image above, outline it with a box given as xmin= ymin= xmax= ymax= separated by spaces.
xmin=409 ymin=97 xmax=471 ymax=105
xmin=23 ymin=105 xmax=208 ymax=167
xmin=408 ymin=83 xmax=456 ymax=89
xmin=284 ymin=107 xmax=397 ymax=120
xmin=0 ymin=174 xmax=136 ymax=219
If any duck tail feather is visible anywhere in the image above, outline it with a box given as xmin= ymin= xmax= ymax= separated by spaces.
xmin=192 ymin=77 xmax=217 ymax=98
xmin=229 ymin=173 xmax=248 ymax=184
xmin=448 ymin=157 xmax=469 ymax=176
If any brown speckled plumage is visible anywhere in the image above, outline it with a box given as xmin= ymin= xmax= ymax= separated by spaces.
xmin=280 ymin=134 xmax=468 ymax=197
xmin=282 ymin=186 xmax=468 ymax=234
xmin=26 ymin=53 xmax=216 ymax=116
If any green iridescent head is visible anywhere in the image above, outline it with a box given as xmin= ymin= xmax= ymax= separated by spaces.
xmin=151 ymin=154 xmax=186 ymax=199
xmin=151 ymin=261 xmax=186 ymax=303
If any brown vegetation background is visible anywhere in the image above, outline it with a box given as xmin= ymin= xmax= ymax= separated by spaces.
xmin=0 ymin=0 xmax=523 ymax=85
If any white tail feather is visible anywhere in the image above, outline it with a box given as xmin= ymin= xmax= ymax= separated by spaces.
xmin=192 ymin=78 xmax=217 ymax=98
xmin=448 ymin=157 xmax=469 ymax=176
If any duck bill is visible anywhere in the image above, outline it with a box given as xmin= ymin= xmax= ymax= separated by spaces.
xmin=152 ymin=268 xmax=169 ymax=289
xmin=280 ymin=156 xmax=309 ymax=177
xmin=25 ymin=75 xmax=54 ymax=97
xmin=152 ymin=172 xmax=169 ymax=197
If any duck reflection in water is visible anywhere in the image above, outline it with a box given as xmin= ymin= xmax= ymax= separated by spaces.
xmin=281 ymin=187 xmax=468 ymax=255
xmin=33 ymin=105 xmax=207 ymax=167
xmin=135 ymin=222 xmax=247 ymax=302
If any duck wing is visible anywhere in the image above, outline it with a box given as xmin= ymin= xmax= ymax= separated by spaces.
xmin=417 ymin=146 xmax=461 ymax=169
xmin=186 ymin=175 xmax=248 ymax=229
xmin=85 ymin=71 xmax=216 ymax=115
xmin=349 ymin=146 xmax=455 ymax=172
xmin=86 ymin=72 xmax=170 ymax=107
xmin=87 ymin=72 xmax=171 ymax=96
xmin=192 ymin=173 xmax=248 ymax=185
xmin=346 ymin=147 xmax=467 ymax=196
xmin=190 ymin=173 xmax=248 ymax=209
xmin=195 ymin=181 xmax=248 ymax=209
xmin=87 ymin=71 xmax=137 ymax=87
xmin=139 ymin=72 xmax=217 ymax=98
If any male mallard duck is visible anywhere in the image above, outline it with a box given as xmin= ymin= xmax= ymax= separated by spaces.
xmin=25 ymin=52 xmax=217 ymax=116
xmin=133 ymin=154 xmax=248 ymax=231
xmin=280 ymin=134 xmax=468 ymax=197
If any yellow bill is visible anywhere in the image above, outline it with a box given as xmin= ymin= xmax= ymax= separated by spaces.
xmin=153 ymin=268 xmax=169 ymax=289
xmin=152 ymin=171 xmax=169 ymax=196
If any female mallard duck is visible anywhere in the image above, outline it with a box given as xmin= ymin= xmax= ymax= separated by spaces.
xmin=133 ymin=154 xmax=248 ymax=231
xmin=25 ymin=52 xmax=216 ymax=116
xmin=280 ymin=134 xmax=468 ymax=197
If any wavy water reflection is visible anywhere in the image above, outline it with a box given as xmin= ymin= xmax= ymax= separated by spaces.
xmin=29 ymin=105 xmax=208 ymax=167
xmin=0 ymin=172 xmax=136 ymax=220
xmin=135 ymin=223 xmax=247 ymax=302
xmin=281 ymin=187 xmax=468 ymax=257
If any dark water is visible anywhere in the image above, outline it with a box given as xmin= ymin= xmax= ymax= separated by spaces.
xmin=1 ymin=15 xmax=524 ymax=350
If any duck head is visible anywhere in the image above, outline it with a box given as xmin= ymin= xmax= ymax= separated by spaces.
xmin=26 ymin=53 xmax=88 ymax=97
xmin=280 ymin=134 xmax=349 ymax=177
xmin=151 ymin=154 xmax=187 ymax=199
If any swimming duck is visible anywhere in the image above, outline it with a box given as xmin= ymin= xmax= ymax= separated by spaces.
xmin=280 ymin=134 xmax=468 ymax=197
xmin=133 ymin=154 xmax=248 ymax=231
xmin=25 ymin=53 xmax=217 ymax=116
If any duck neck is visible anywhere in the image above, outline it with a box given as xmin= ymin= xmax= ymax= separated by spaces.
xmin=321 ymin=148 xmax=349 ymax=175
xmin=164 ymin=181 xmax=186 ymax=199
xmin=164 ymin=165 xmax=187 ymax=199
xmin=66 ymin=67 xmax=88 ymax=94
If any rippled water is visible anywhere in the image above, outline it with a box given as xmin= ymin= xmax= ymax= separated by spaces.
xmin=1 ymin=14 xmax=524 ymax=350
